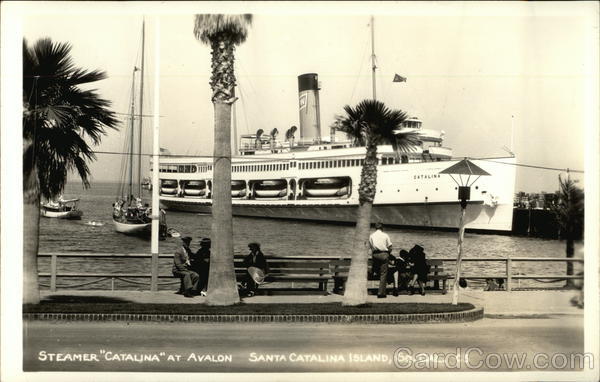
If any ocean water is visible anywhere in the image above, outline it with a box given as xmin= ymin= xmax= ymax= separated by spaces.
xmin=36 ymin=182 xmax=581 ymax=291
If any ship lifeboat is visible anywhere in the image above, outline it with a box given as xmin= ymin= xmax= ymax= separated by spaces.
xmin=183 ymin=180 xmax=207 ymax=197
xmin=303 ymin=177 xmax=351 ymax=198
xmin=231 ymin=180 xmax=247 ymax=198
xmin=160 ymin=179 xmax=178 ymax=195
xmin=253 ymin=179 xmax=287 ymax=198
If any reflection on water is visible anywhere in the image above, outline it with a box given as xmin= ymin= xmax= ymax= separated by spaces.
xmin=35 ymin=182 xmax=582 ymax=290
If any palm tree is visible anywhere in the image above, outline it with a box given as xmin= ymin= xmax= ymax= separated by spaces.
xmin=23 ymin=38 xmax=118 ymax=304
xmin=335 ymin=99 xmax=419 ymax=305
xmin=550 ymin=174 xmax=584 ymax=287
xmin=194 ymin=14 xmax=252 ymax=305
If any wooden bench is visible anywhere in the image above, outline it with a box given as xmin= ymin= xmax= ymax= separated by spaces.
xmin=233 ymin=256 xmax=332 ymax=294
xmin=330 ymin=258 xmax=448 ymax=294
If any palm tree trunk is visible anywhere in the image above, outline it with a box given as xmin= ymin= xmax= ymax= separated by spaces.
xmin=23 ymin=163 xmax=41 ymax=304
xmin=343 ymin=141 xmax=378 ymax=306
xmin=206 ymin=101 xmax=239 ymax=305
xmin=205 ymin=34 xmax=240 ymax=306
xmin=342 ymin=202 xmax=372 ymax=305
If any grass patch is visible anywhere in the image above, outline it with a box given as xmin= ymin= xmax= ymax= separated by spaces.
xmin=23 ymin=300 xmax=474 ymax=315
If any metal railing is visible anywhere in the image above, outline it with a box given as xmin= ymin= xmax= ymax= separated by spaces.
xmin=37 ymin=252 xmax=584 ymax=292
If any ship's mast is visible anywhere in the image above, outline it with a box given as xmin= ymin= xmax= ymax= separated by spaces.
xmin=127 ymin=67 xmax=137 ymax=202
xmin=137 ymin=20 xmax=145 ymax=197
xmin=371 ymin=15 xmax=377 ymax=101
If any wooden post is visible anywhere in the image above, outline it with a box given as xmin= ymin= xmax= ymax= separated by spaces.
xmin=150 ymin=17 xmax=161 ymax=292
xmin=506 ymin=256 xmax=512 ymax=292
xmin=451 ymin=206 xmax=466 ymax=305
xmin=50 ymin=253 xmax=57 ymax=292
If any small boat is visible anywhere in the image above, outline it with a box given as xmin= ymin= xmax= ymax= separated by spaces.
xmin=166 ymin=227 xmax=181 ymax=238
xmin=160 ymin=179 xmax=178 ymax=195
xmin=231 ymin=180 xmax=247 ymax=198
xmin=303 ymin=177 xmax=351 ymax=198
xmin=141 ymin=177 xmax=152 ymax=190
xmin=182 ymin=180 xmax=206 ymax=197
xmin=253 ymin=179 xmax=287 ymax=198
xmin=41 ymin=198 xmax=83 ymax=219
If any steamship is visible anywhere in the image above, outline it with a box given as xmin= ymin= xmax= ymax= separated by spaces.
xmin=156 ymin=73 xmax=516 ymax=232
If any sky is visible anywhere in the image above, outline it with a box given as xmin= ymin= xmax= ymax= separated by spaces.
xmin=10 ymin=1 xmax=599 ymax=193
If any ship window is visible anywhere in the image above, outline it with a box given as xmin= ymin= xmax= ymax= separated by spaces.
xmin=360 ymin=159 xmax=365 ymax=166
xmin=395 ymin=157 xmax=400 ymax=164
xmin=286 ymin=164 xmax=289 ymax=170
xmin=382 ymin=157 xmax=387 ymax=165
xmin=401 ymin=155 xmax=408 ymax=163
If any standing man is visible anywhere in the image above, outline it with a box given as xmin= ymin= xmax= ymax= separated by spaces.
xmin=369 ymin=222 xmax=393 ymax=298
xmin=172 ymin=236 xmax=199 ymax=298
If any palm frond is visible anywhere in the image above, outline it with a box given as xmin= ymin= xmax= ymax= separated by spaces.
xmin=193 ymin=14 xmax=253 ymax=45
xmin=335 ymin=99 xmax=415 ymax=151
xmin=23 ymin=37 xmax=118 ymax=198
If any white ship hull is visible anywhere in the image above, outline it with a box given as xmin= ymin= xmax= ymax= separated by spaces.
xmin=41 ymin=209 xmax=83 ymax=219
xmin=113 ymin=220 xmax=152 ymax=235
xmin=157 ymin=152 xmax=516 ymax=232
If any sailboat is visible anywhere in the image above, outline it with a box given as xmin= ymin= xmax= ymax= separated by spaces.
xmin=41 ymin=196 xmax=83 ymax=219
xmin=113 ymin=21 xmax=167 ymax=238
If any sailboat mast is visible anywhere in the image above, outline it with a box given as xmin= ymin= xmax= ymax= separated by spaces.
xmin=137 ymin=20 xmax=145 ymax=198
xmin=127 ymin=67 xmax=137 ymax=202
xmin=371 ymin=15 xmax=377 ymax=101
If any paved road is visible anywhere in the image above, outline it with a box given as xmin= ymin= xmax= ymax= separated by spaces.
xmin=24 ymin=316 xmax=584 ymax=373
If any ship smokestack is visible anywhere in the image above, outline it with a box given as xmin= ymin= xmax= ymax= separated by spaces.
xmin=298 ymin=73 xmax=321 ymax=142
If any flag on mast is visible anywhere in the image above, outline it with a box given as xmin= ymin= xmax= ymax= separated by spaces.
xmin=393 ymin=74 xmax=407 ymax=82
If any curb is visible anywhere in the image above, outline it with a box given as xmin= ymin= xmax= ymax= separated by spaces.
xmin=23 ymin=307 xmax=483 ymax=324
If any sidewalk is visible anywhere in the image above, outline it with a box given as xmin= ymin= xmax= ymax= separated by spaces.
xmin=39 ymin=289 xmax=583 ymax=316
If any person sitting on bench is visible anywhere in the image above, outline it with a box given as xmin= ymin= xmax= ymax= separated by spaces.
xmin=190 ymin=237 xmax=211 ymax=297
xmin=407 ymin=244 xmax=429 ymax=296
xmin=242 ymin=242 xmax=269 ymax=297
xmin=396 ymin=249 xmax=413 ymax=293
xmin=172 ymin=236 xmax=199 ymax=298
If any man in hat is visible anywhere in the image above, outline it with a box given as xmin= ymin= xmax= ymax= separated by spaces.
xmin=191 ymin=237 xmax=211 ymax=296
xmin=369 ymin=222 xmax=393 ymax=298
xmin=242 ymin=242 xmax=269 ymax=297
xmin=172 ymin=236 xmax=199 ymax=298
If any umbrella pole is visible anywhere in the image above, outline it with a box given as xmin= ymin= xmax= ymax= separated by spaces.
xmin=452 ymin=206 xmax=466 ymax=305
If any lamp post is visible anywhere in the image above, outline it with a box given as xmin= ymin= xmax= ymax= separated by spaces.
xmin=440 ymin=158 xmax=490 ymax=305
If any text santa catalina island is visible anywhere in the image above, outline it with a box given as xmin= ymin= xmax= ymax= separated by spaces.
xmin=249 ymin=352 xmax=391 ymax=363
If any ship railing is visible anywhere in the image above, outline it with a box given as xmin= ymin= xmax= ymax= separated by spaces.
xmin=36 ymin=252 xmax=584 ymax=292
